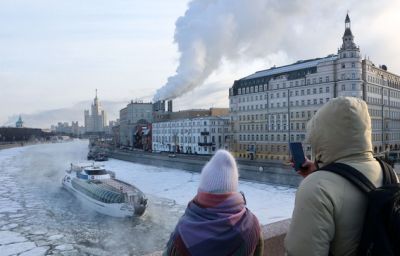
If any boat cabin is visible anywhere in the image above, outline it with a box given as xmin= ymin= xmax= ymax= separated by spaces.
xmin=70 ymin=163 xmax=111 ymax=180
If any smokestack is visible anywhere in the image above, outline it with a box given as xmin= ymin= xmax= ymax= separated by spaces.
xmin=167 ymin=100 xmax=173 ymax=113
xmin=152 ymin=100 xmax=166 ymax=112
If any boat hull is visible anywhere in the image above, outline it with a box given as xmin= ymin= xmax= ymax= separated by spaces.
xmin=62 ymin=178 xmax=135 ymax=218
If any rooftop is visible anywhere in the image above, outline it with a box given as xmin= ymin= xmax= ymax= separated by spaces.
xmin=241 ymin=55 xmax=338 ymax=81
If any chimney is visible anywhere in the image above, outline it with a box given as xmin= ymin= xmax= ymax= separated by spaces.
xmin=167 ymin=100 xmax=173 ymax=112
xmin=152 ymin=100 xmax=166 ymax=112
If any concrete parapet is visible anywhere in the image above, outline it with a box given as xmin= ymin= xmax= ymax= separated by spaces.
xmin=145 ymin=219 xmax=291 ymax=256
xmin=262 ymin=218 xmax=290 ymax=256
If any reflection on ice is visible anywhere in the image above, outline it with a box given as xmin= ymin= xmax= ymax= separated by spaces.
xmin=0 ymin=140 xmax=295 ymax=255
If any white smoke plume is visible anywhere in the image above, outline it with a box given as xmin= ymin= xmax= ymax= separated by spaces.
xmin=153 ymin=0 xmax=312 ymax=101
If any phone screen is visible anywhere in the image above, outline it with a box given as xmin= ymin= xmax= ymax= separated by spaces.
xmin=289 ymin=142 xmax=306 ymax=171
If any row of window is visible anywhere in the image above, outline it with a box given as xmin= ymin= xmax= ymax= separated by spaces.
xmin=367 ymin=97 xmax=387 ymax=106
xmin=237 ymin=153 xmax=288 ymax=161
xmin=235 ymin=84 xmax=362 ymax=107
xmin=238 ymin=133 xmax=306 ymax=142
xmin=369 ymin=109 xmax=387 ymax=118
xmin=237 ymin=75 xmax=335 ymax=96
xmin=371 ymin=118 xmax=400 ymax=130
xmin=239 ymin=121 xmax=308 ymax=132
xmin=237 ymin=86 xmax=331 ymax=102
xmin=372 ymin=133 xmax=400 ymax=142
xmin=367 ymin=76 xmax=390 ymax=87
xmin=236 ymin=70 xmax=363 ymax=97
xmin=368 ymin=76 xmax=400 ymax=89
xmin=238 ymin=110 xmax=317 ymax=123
xmin=366 ymin=97 xmax=400 ymax=108
xmin=237 ymin=141 xmax=311 ymax=153
xmin=153 ymin=145 xmax=213 ymax=153
xmin=238 ymin=143 xmax=288 ymax=153
xmin=153 ymin=120 xmax=228 ymax=129
xmin=153 ymin=127 xmax=228 ymax=135
xmin=237 ymin=98 xmax=330 ymax=112
xmin=367 ymin=85 xmax=400 ymax=104
xmin=153 ymin=135 xmax=225 ymax=144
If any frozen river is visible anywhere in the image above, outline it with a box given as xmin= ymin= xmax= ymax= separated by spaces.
xmin=0 ymin=140 xmax=295 ymax=255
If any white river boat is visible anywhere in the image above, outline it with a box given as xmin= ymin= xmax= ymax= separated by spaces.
xmin=62 ymin=163 xmax=147 ymax=217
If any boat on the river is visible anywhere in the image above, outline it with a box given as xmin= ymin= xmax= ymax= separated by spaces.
xmin=62 ymin=163 xmax=147 ymax=217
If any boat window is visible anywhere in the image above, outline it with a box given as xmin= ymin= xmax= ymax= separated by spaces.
xmin=85 ymin=169 xmax=108 ymax=175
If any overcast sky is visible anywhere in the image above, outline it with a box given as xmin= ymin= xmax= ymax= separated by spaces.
xmin=1 ymin=0 xmax=400 ymax=128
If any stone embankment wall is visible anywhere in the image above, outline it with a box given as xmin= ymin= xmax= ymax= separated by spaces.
xmin=145 ymin=218 xmax=291 ymax=256
xmin=0 ymin=142 xmax=32 ymax=151
xmin=109 ymin=150 xmax=302 ymax=187
xmin=0 ymin=143 xmax=20 ymax=150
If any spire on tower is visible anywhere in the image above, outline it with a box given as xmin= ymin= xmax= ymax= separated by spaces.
xmin=93 ymin=88 xmax=99 ymax=108
xmin=343 ymin=12 xmax=353 ymax=38
xmin=345 ymin=12 xmax=351 ymax=29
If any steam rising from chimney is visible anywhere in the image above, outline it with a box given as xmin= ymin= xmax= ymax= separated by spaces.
xmin=153 ymin=0 xmax=308 ymax=101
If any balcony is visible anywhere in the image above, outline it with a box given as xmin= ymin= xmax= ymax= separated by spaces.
xmin=200 ymin=131 xmax=209 ymax=136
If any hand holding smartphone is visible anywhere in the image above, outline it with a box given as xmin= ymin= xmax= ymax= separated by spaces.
xmin=289 ymin=142 xmax=317 ymax=177
xmin=289 ymin=142 xmax=306 ymax=171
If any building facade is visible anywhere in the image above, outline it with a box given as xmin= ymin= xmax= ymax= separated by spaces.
xmin=229 ymin=14 xmax=400 ymax=161
xmin=52 ymin=121 xmax=84 ymax=136
xmin=0 ymin=127 xmax=51 ymax=142
xmin=133 ymin=123 xmax=152 ymax=151
xmin=152 ymin=114 xmax=230 ymax=155
xmin=119 ymin=101 xmax=153 ymax=147
xmin=84 ymin=90 xmax=107 ymax=133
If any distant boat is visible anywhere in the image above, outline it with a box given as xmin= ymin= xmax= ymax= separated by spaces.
xmin=62 ymin=163 xmax=147 ymax=217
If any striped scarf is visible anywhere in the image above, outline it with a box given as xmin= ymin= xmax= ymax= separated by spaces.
xmin=166 ymin=191 xmax=261 ymax=256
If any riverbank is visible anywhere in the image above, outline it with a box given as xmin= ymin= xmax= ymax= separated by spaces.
xmin=109 ymin=149 xmax=302 ymax=187
xmin=0 ymin=142 xmax=26 ymax=151
xmin=0 ymin=141 xmax=51 ymax=151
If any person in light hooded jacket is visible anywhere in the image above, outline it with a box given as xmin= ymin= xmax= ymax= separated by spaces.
xmin=285 ymin=97 xmax=389 ymax=256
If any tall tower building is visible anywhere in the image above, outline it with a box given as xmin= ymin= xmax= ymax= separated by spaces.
xmin=336 ymin=13 xmax=363 ymax=98
xmin=84 ymin=90 xmax=107 ymax=133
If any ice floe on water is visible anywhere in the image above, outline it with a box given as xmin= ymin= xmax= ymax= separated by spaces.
xmin=0 ymin=140 xmax=295 ymax=255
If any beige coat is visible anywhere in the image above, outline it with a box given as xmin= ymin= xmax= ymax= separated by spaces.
xmin=285 ymin=97 xmax=384 ymax=256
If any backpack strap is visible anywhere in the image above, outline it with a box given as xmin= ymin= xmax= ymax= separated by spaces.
xmin=375 ymin=158 xmax=398 ymax=185
xmin=319 ymin=162 xmax=376 ymax=194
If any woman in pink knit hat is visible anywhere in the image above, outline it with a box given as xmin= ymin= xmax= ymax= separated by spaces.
xmin=163 ymin=150 xmax=264 ymax=256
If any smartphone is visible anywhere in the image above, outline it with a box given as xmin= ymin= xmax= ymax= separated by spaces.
xmin=289 ymin=142 xmax=306 ymax=171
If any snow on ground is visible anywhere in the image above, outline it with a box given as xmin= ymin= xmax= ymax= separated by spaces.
xmin=0 ymin=140 xmax=296 ymax=255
